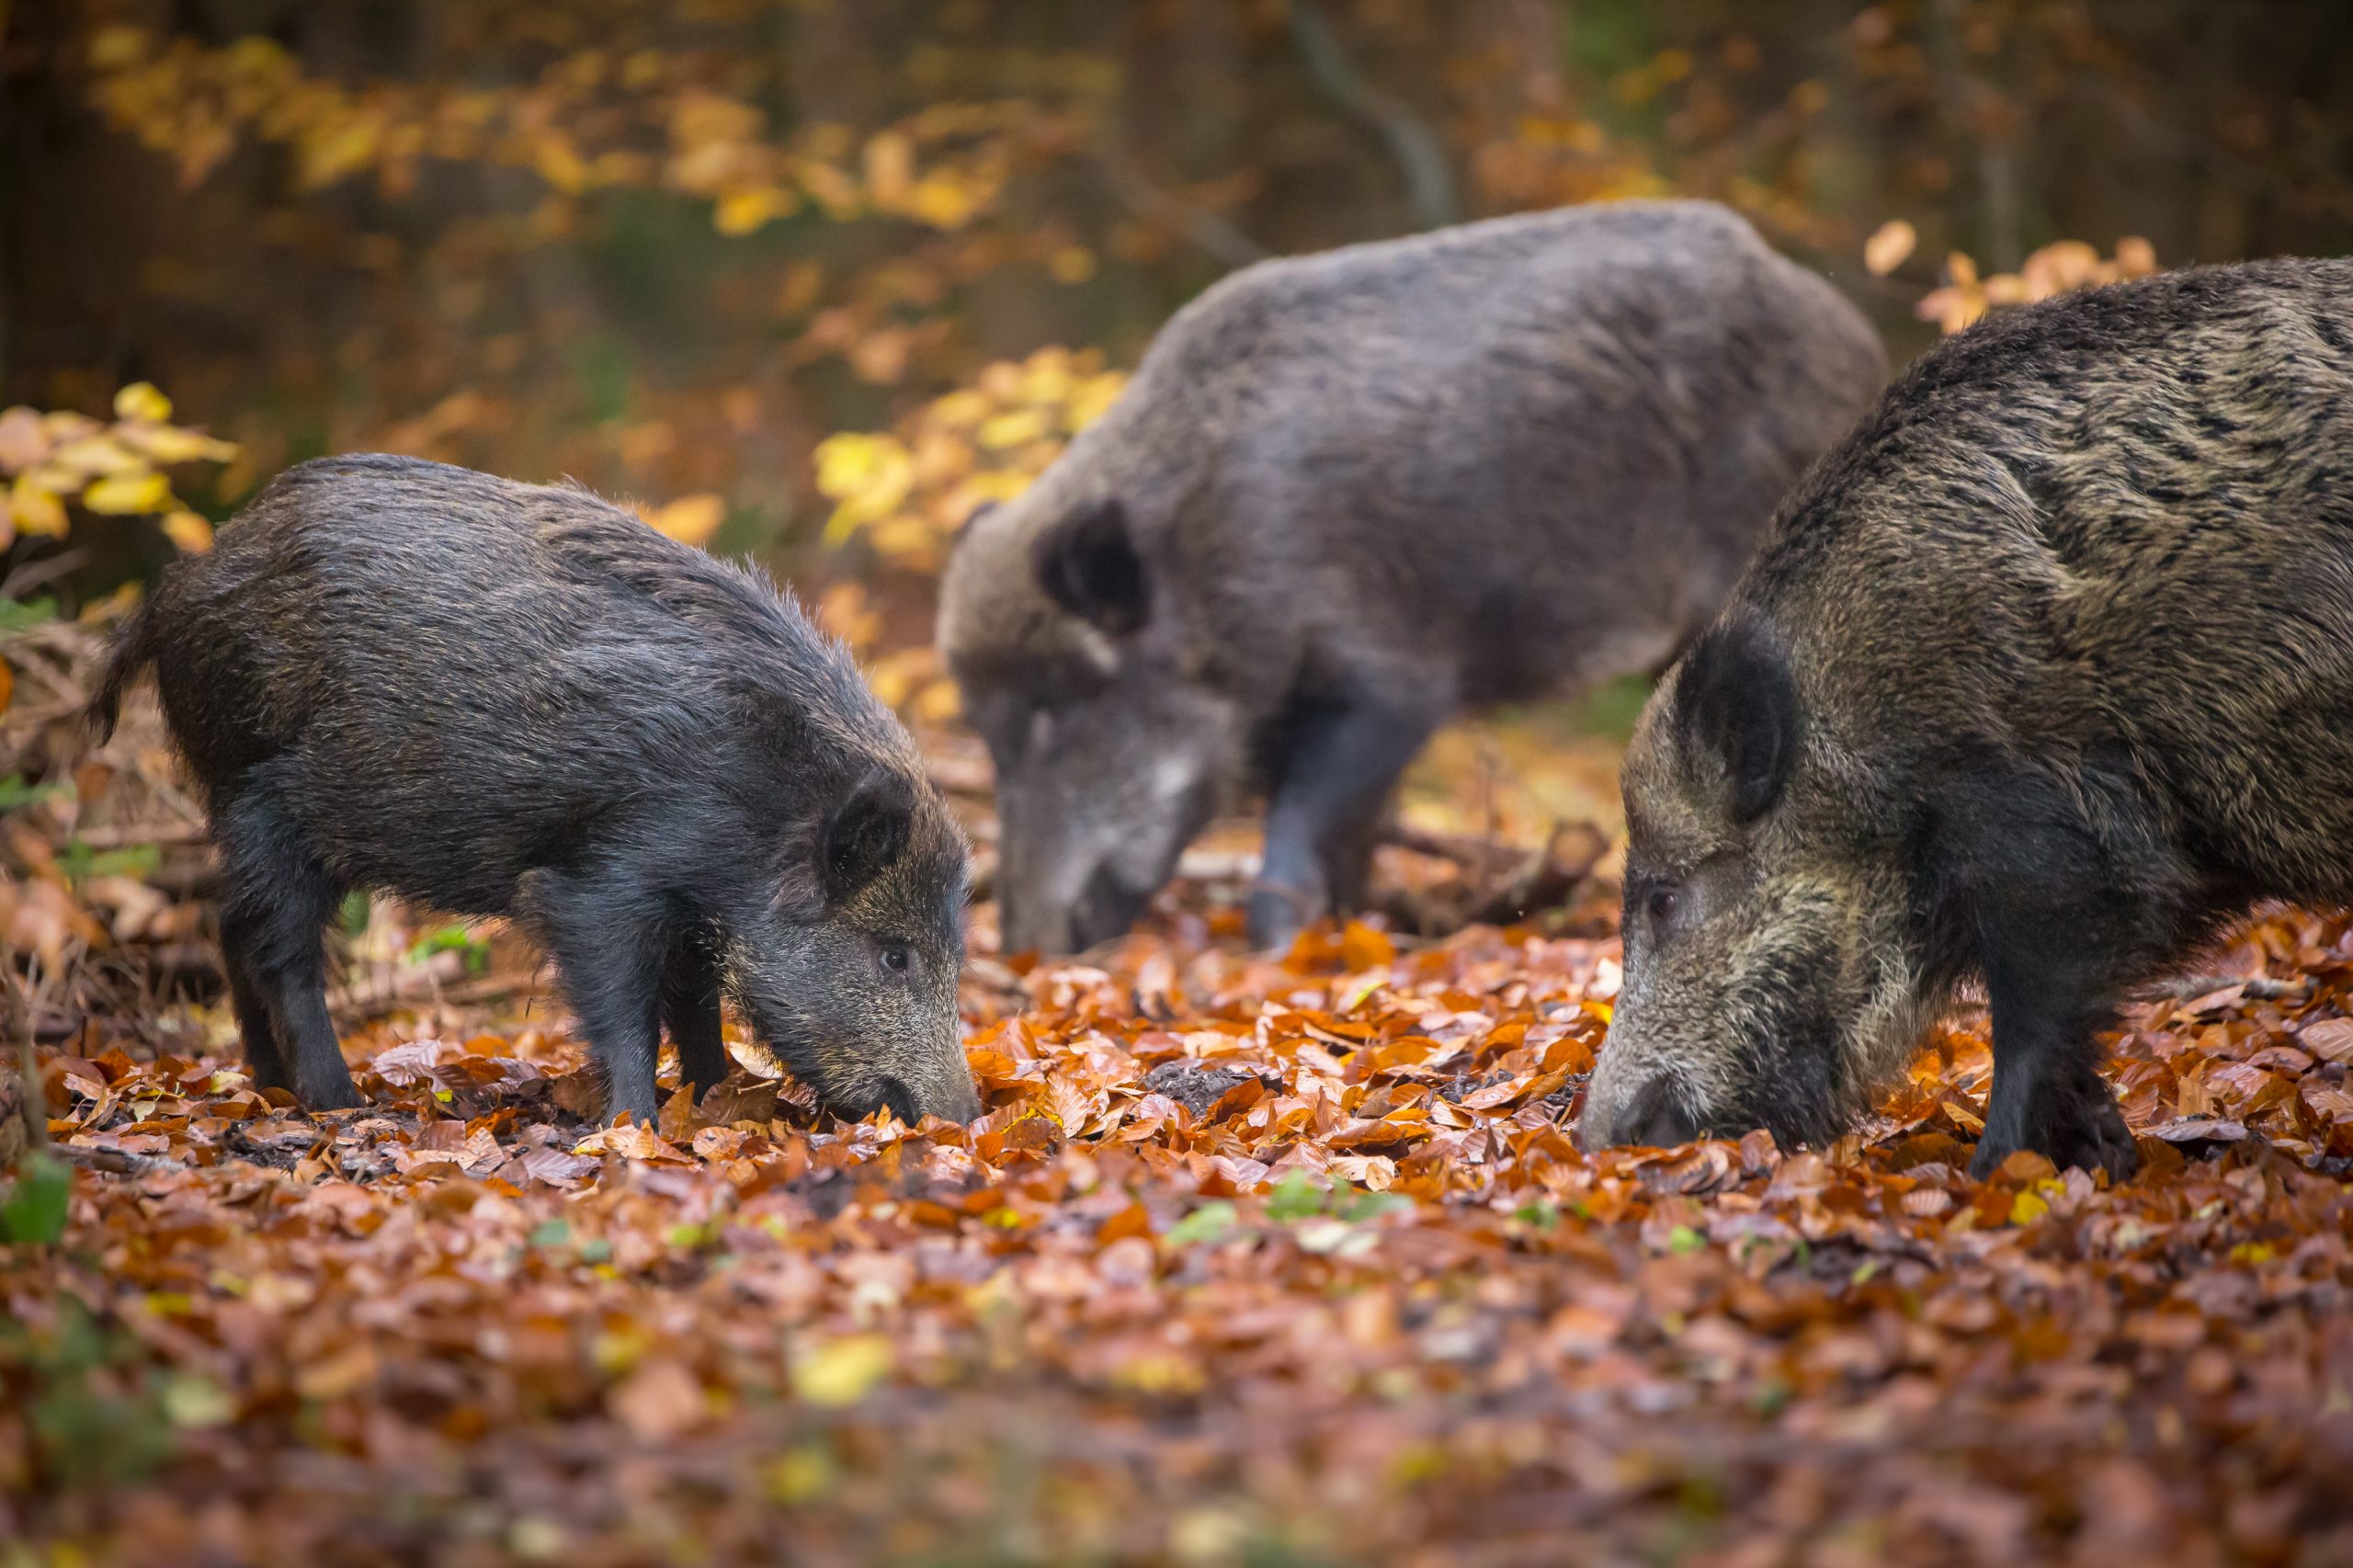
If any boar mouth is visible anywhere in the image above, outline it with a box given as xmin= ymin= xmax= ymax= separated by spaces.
xmin=1617 ymin=1074 xmax=1703 ymax=1147
xmin=1068 ymin=866 xmax=1155 ymax=951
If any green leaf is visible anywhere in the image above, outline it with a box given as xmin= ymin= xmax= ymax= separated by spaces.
xmin=407 ymin=922 xmax=486 ymax=965
xmin=0 ymin=596 xmax=57 ymax=635
xmin=1266 ymin=1170 xmax=1326 ymax=1222
xmin=529 ymin=1219 xmax=572 ymax=1249
xmin=1342 ymin=1190 xmax=1414 ymax=1222
xmin=1666 ymin=1224 xmax=1706 ymax=1256
xmin=162 ymin=1374 xmax=235 ymax=1429
xmin=2 ymin=1153 xmax=74 ymax=1245
xmin=60 ymin=840 xmax=160 ymax=882
xmin=1165 ymin=1200 xmax=1237 ymax=1246
xmin=0 ymin=775 xmax=70 ymax=812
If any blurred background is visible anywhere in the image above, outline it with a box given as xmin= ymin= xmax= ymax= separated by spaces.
xmin=6 ymin=0 xmax=2353 ymax=985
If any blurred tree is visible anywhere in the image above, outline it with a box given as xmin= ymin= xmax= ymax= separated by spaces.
xmin=0 ymin=0 xmax=2347 ymax=609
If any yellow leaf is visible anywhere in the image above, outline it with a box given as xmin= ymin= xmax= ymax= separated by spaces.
xmin=762 ymin=1445 xmax=835 ymax=1505
xmin=905 ymin=174 xmax=985 ymax=230
xmin=122 ymin=424 xmax=239 ymax=466
xmin=532 ymin=134 xmax=587 ymax=196
xmin=790 ymin=1335 xmax=892 ymax=1407
xmin=86 ymin=24 xmax=148 ymax=70
xmin=301 ymin=115 xmax=381 ymax=189
xmin=978 ymin=408 xmax=1051 ymax=450
xmin=1863 ymin=220 xmax=1916 ymax=277
xmin=914 ymin=676 xmax=961 ymax=724
xmin=713 ymin=187 xmax=795 ymax=236
xmin=112 ymin=381 xmax=173 ymax=424
xmin=160 ymin=510 xmax=215 ymax=552
xmin=646 ymin=493 xmax=725 ymax=548
xmin=10 ymin=476 xmax=69 ymax=538
xmin=83 ymin=472 xmax=173 ymax=516
xmin=1066 ymin=372 xmax=1129 ymax=431
xmin=50 ymin=435 xmax=146 ymax=478
xmin=2008 ymin=1189 xmax=2050 ymax=1227
xmin=862 ymin=131 xmax=915 ymax=206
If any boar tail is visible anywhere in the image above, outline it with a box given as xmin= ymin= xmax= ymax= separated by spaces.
xmin=87 ymin=595 xmax=160 ymax=743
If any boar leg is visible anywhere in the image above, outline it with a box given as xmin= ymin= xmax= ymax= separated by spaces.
xmin=536 ymin=871 xmax=665 ymax=1126
xmin=1975 ymin=971 xmax=2138 ymax=1183
xmin=1252 ymin=697 xmax=1435 ymax=948
xmin=1968 ymin=870 xmax=2143 ymax=1182
xmin=660 ymin=930 xmax=730 ymax=1100
xmin=214 ymin=790 xmax=364 ymax=1111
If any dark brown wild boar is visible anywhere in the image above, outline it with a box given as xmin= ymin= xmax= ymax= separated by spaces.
xmin=938 ymin=200 xmax=1885 ymax=953
xmin=93 ymin=455 xmax=980 ymax=1129
xmin=1586 ymin=257 xmax=2353 ymax=1180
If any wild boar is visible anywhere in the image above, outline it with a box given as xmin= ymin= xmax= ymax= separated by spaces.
xmin=938 ymin=199 xmax=1886 ymax=953
xmin=92 ymin=454 xmax=981 ymax=1129
xmin=1585 ymin=257 xmax=2353 ymax=1180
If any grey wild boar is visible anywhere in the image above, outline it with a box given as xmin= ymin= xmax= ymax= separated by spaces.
xmin=938 ymin=199 xmax=1885 ymax=953
xmin=93 ymin=454 xmax=981 ymax=1129
xmin=1585 ymin=257 xmax=2353 ymax=1181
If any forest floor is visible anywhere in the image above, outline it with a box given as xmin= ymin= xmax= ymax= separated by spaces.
xmin=6 ymin=666 xmax=2353 ymax=1566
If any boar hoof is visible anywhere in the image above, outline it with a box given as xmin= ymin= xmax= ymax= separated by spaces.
xmin=1246 ymin=882 xmax=1318 ymax=951
xmin=1969 ymin=1081 xmax=2139 ymax=1185
xmin=2059 ymin=1089 xmax=2142 ymax=1185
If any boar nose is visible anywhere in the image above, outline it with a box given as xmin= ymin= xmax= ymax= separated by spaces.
xmin=936 ymin=1072 xmax=983 ymax=1125
xmin=1609 ymin=1074 xmax=1701 ymax=1150
xmin=1068 ymin=866 xmax=1150 ymax=951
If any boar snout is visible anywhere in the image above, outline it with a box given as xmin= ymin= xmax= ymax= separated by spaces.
xmin=1071 ymin=866 xmax=1154 ymax=952
xmin=999 ymin=858 xmax=1154 ymax=956
xmin=876 ymin=1065 xmax=983 ymax=1127
xmin=1578 ymin=1067 xmax=1702 ymax=1152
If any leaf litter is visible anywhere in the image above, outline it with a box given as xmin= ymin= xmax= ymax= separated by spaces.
xmin=7 ymin=893 xmax=2353 ymax=1565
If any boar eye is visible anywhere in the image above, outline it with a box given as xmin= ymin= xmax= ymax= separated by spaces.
xmin=1644 ymin=884 xmax=1681 ymax=928
xmin=879 ymin=940 xmax=913 ymax=975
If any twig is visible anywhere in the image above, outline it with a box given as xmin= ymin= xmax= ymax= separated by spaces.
xmin=65 ymin=821 xmax=211 ymax=849
xmin=13 ymin=959 xmax=45 ymax=1155
xmin=0 ymin=548 xmax=93 ymax=606
xmin=1377 ymin=823 xmax=1523 ymax=871
xmin=1288 ymin=0 xmax=1457 ymax=230
xmin=327 ymin=960 xmax=539 ymax=1022
xmin=1092 ymin=151 xmax=1270 ymax=270
xmin=49 ymin=1142 xmax=185 ymax=1177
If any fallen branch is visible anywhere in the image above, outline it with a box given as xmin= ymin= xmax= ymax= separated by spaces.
xmin=50 ymin=1142 xmax=186 ymax=1177
xmin=1376 ymin=823 xmax=1525 ymax=871
xmin=328 ymin=959 xmax=541 ymax=1022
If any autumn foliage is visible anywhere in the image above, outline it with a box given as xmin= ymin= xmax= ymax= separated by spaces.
xmin=11 ymin=2 xmax=2353 ymax=1563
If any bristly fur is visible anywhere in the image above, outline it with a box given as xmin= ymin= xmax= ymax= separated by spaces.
xmin=939 ymin=199 xmax=1888 ymax=954
xmin=95 ymin=453 xmax=978 ymax=1127
xmin=1590 ymin=257 xmax=2353 ymax=1180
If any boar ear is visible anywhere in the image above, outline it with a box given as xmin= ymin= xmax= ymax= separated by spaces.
xmin=1032 ymin=498 xmax=1147 ymax=635
xmin=949 ymin=499 xmax=998 ymax=556
xmin=1671 ymin=617 xmax=1798 ymax=824
xmin=822 ymin=772 xmax=914 ymax=903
